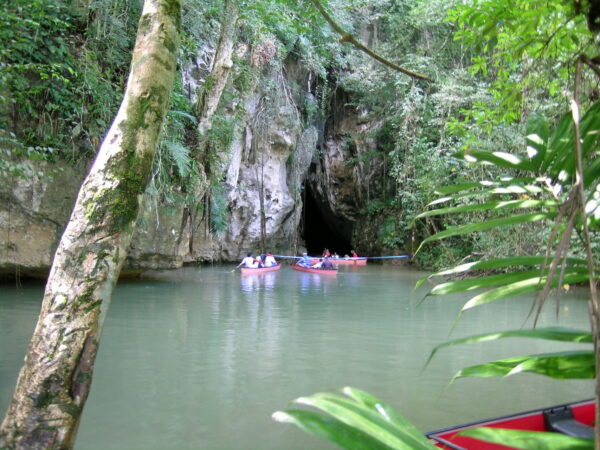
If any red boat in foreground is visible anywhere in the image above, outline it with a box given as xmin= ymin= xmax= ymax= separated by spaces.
xmin=310 ymin=257 xmax=367 ymax=266
xmin=240 ymin=263 xmax=281 ymax=275
xmin=292 ymin=263 xmax=338 ymax=275
xmin=426 ymin=399 xmax=594 ymax=449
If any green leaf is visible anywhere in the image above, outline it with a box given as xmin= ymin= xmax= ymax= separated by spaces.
xmin=427 ymin=265 xmax=589 ymax=298
xmin=427 ymin=256 xmax=588 ymax=278
xmin=163 ymin=140 xmax=192 ymax=177
xmin=298 ymin=393 xmax=432 ymax=449
xmin=272 ymin=409 xmax=395 ymax=450
xmin=579 ymin=102 xmax=600 ymax=158
xmin=453 ymin=351 xmax=595 ymax=380
xmin=457 ymin=149 xmax=535 ymax=171
xmin=546 ymin=102 xmax=600 ymax=179
xmin=274 ymin=389 xmax=436 ymax=450
xmin=544 ymin=111 xmax=574 ymax=176
xmin=416 ymin=213 xmax=554 ymax=254
xmin=433 ymin=177 xmax=540 ymax=195
xmin=425 ymin=327 xmax=592 ymax=368
xmin=415 ymin=256 xmax=571 ymax=290
xmin=458 ymin=427 xmax=593 ymax=450
xmin=583 ymin=157 xmax=600 ymax=188
xmin=167 ymin=109 xmax=198 ymax=124
xmin=341 ymin=387 xmax=426 ymax=440
xmin=428 ymin=185 xmax=549 ymax=207
xmin=525 ymin=112 xmax=548 ymax=169
xmin=415 ymin=199 xmax=557 ymax=220
xmin=428 ymin=269 xmax=552 ymax=296
xmin=462 ymin=269 xmax=589 ymax=311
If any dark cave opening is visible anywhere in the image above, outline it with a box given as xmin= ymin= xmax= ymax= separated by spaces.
xmin=300 ymin=183 xmax=352 ymax=256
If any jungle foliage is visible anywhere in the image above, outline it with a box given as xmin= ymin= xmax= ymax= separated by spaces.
xmin=6 ymin=0 xmax=600 ymax=447
xmin=274 ymin=0 xmax=600 ymax=448
xmin=7 ymin=0 xmax=595 ymax=269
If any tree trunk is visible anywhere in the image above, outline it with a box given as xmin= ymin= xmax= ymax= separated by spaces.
xmin=0 ymin=1 xmax=180 ymax=448
xmin=195 ymin=0 xmax=239 ymax=135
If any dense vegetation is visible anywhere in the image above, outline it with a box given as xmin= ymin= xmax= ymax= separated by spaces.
xmin=2 ymin=0 xmax=599 ymax=269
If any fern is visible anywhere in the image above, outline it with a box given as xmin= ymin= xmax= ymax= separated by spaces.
xmin=162 ymin=140 xmax=192 ymax=178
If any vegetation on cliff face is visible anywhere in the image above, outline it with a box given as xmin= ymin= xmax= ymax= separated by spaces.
xmin=4 ymin=0 xmax=599 ymax=269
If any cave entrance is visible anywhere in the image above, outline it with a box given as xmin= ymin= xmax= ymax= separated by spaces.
xmin=300 ymin=183 xmax=352 ymax=256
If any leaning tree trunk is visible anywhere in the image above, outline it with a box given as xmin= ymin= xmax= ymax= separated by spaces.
xmin=195 ymin=0 xmax=239 ymax=136
xmin=0 ymin=1 xmax=180 ymax=448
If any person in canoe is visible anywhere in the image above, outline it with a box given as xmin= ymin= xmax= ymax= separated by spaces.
xmin=264 ymin=252 xmax=277 ymax=267
xmin=253 ymin=256 xmax=264 ymax=268
xmin=237 ymin=252 xmax=255 ymax=268
xmin=312 ymin=258 xmax=323 ymax=269
xmin=351 ymin=250 xmax=358 ymax=258
xmin=322 ymin=248 xmax=331 ymax=258
xmin=298 ymin=252 xmax=311 ymax=267
xmin=322 ymin=256 xmax=334 ymax=269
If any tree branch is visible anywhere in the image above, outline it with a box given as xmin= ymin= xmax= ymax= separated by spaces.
xmin=581 ymin=54 xmax=600 ymax=80
xmin=309 ymin=0 xmax=433 ymax=82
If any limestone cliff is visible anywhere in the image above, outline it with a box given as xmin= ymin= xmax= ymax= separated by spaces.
xmin=0 ymin=48 xmax=387 ymax=277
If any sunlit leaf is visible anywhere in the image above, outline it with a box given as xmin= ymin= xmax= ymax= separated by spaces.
xmin=428 ymin=269 xmax=545 ymax=296
xmin=548 ymin=102 xmax=600 ymax=179
xmin=462 ymin=269 xmax=589 ymax=311
xmin=416 ymin=213 xmax=555 ymax=254
xmin=434 ymin=177 xmax=540 ymax=195
xmin=272 ymin=409 xmax=394 ymax=450
xmin=425 ymin=328 xmax=592 ymax=367
xmin=415 ymin=199 xmax=557 ymax=220
xmin=453 ymin=351 xmax=595 ymax=380
xmin=526 ymin=112 xmax=548 ymax=169
xmin=414 ymin=256 xmax=572 ymax=290
xmin=297 ymin=394 xmax=428 ymax=449
xmin=426 ymin=265 xmax=589 ymax=298
xmin=429 ymin=256 xmax=587 ymax=278
xmin=455 ymin=149 xmax=535 ymax=171
xmin=274 ymin=389 xmax=436 ymax=450
xmin=341 ymin=387 xmax=414 ymax=429
xmin=544 ymin=111 xmax=574 ymax=177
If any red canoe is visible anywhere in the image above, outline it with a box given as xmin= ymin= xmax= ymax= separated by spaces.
xmin=240 ymin=263 xmax=281 ymax=275
xmin=426 ymin=399 xmax=594 ymax=449
xmin=310 ymin=258 xmax=367 ymax=266
xmin=292 ymin=263 xmax=338 ymax=275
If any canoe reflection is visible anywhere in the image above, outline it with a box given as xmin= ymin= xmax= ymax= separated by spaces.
xmin=240 ymin=271 xmax=277 ymax=292
xmin=298 ymin=272 xmax=337 ymax=294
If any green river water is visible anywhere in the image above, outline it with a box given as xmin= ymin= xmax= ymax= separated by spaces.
xmin=0 ymin=264 xmax=594 ymax=449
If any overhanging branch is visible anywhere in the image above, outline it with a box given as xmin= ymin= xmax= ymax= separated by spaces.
xmin=309 ymin=0 xmax=433 ymax=82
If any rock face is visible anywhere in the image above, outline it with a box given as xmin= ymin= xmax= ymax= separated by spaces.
xmin=0 ymin=163 xmax=87 ymax=278
xmin=0 ymin=52 xmax=387 ymax=277
xmin=214 ymin=64 xmax=320 ymax=260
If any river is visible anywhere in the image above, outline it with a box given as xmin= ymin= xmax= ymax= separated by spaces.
xmin=0 ymin=264 xmax=594 ymax=449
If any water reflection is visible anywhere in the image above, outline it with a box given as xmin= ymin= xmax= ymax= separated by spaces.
xmin=240 ymin=272 xmax=277 ymax=292
xmin=1 ymin=266 xmax=594 ymax=450
xmin=296 ymin=272 xmax=338 ymax=294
